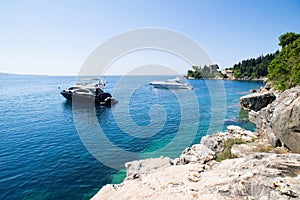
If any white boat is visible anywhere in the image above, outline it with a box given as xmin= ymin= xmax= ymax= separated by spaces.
xmin=150 ymin=77 xmax=193 ymax=90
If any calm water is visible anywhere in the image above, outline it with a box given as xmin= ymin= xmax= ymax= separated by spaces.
xmin=0 ymin=74 xmax=263 ymax=199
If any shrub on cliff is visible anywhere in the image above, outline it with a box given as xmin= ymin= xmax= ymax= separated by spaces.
xmin=215 ymin=138 xmax=244 ymax=162
xmin=268 ymin=32 xmax=300 ymax=91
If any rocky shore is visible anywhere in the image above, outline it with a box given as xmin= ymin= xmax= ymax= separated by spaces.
xmin=92 ymin=86 xmax=300 ymax=200
xmin=248 ymin=86 xmax=300 ymax=153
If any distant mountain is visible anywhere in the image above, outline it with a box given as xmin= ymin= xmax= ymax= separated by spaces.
xmin=0 ymin=72 xmax=12 ymax=75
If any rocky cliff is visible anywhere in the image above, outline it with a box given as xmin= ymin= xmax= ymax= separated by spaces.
xmin=92 ymin=126 xmax=300 ymax=200
xmin=248 ymin=86 xmax=300 ymax=153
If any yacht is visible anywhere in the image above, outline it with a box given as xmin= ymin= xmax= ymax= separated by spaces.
xmin=150 ymin=77 xmax=193 ymax=90
xmin=60 ymin=79 xmax=116 ymax=106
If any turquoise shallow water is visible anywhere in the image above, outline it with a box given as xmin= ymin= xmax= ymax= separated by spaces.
xmin=0 ymin=74 xmax=263 ymax=199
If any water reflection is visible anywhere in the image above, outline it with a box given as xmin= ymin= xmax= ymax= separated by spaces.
xmin=239 ymin=108 xmax=250 ymax=122
xmin=62 ymin=99 xmax=114 ymax=113
xmin=223 ymin=109 xmax=256 ymax=131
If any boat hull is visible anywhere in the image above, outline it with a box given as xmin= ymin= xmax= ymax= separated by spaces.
xmin=60 ymin=91 xmax=115 ymax=106
xmin=150 ymin=83 xmax=193 ymax=90
xmin=60 ymin=91 xmax=73 ymax=100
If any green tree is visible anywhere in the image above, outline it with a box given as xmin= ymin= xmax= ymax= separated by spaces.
xmin=187 ymin=66 xmax=203 ymax=79
xmin=268 ymin=32 xmax=300 ymax=90
xmin=232 ymin=52 xmax=278 ymax=79
xmin=186 ymin=64 xmax=220 ymax=79
xmin=278 ymin=32 xmax=300 ymax=48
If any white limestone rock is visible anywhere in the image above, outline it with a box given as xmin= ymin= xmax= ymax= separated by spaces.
xmin=179 ymin=144 xmax=215 ymax=164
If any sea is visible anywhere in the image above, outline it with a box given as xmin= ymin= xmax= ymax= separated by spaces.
xmin=0 ymin=74 xmax=264 ymax=200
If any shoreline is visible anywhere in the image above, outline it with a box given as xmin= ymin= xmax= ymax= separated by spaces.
xmin=92 ymin=85 xmax=300 ymax=200
xmin=186 ymin=77 xmax=267 ymax=82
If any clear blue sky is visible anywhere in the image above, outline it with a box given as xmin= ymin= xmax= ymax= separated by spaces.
xmin=0 ymin=0 xmax=300 ymax=75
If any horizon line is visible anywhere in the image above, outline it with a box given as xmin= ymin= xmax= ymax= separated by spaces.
xmin=0 ymin=72 xmax=187 ymax=77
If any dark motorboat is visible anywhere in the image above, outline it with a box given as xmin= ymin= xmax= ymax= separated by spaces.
xmin=60 ymin=80 xmax=116 ymax=106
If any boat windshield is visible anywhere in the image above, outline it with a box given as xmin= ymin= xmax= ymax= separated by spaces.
xmin=68 ymin=86 xmax=81 ymax=90
xmin=166 ymin=77 xmax=184 ymax=83
xmin=74 ymin=89 xmax=90 ymax=93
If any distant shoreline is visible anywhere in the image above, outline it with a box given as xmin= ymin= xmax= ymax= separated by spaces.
xmin=186 ymin=76 xmax=266 ymax=82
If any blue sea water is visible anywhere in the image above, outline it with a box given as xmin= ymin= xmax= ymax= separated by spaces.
xmin=0 ymin=74 xmax=264 ymax=200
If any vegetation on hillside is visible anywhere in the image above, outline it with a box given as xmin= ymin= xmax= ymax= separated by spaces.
xmin=185 ymin=32 xmax=300 ymax=91
xmin=232 ymin=52 xmax=279 ymax=79
xmin=268 ymin=32 xmax=300 ymax=91
xmin=187 ymin=64 xmax=220 ymax=79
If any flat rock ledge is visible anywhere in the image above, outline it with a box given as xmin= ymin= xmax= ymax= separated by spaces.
xmin=240 ymin=92 xmax=276 ymax=111
xmin=92 ymin=126 xmax=300 ymax=200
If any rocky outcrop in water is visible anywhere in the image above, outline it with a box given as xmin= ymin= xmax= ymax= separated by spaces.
xmin=240 ymin=92 xmax=276 ymax=111
xmin=92 ymin=126 xmax=300 ymax=200
xmin=125 ymin=157 xmax=171 ymax=180
xmin=249 ymin=86 xmax=300 ymax=153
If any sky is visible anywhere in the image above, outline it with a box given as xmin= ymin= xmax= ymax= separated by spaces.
xmin=0 ymin=0 xmax=300 ymax=75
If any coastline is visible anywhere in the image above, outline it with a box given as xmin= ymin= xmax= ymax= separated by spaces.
xmin=92 ymin=85 xmax=300 ymax=200
xmin=186 ymin=76 xmax=267 ymax=82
